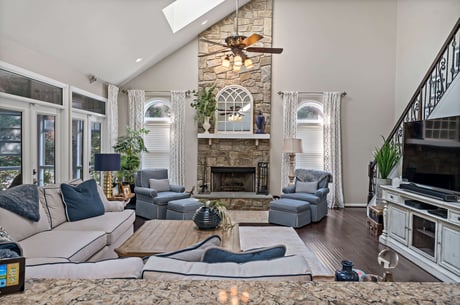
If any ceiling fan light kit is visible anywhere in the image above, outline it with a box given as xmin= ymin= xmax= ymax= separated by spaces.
xmin=199 ymin=0 xmax=283 ymax=71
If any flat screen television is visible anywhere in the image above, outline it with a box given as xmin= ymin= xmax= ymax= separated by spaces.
xmin=402 ymin=115 xmax=460 ymax=196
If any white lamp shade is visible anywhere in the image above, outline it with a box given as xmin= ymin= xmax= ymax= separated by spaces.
xmin=283 ymin=138 xmax=303 ymax=153
xmin=222 ymin=56 xmax=230 ymax=68
xmin=234 ymin=55 xmax=242 ymax=66
xmin=244 ymin=58 xmax=253 ymax=68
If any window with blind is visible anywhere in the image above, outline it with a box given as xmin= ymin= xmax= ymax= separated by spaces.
xmin=296 ymin=102 xmax=324 ymax=170
xmin=142 ymin=99 xmax=171 ymax=169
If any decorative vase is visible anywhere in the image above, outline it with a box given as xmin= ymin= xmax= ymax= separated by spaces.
xmin=255 ymin=111 xmax=265 ymax=134
xmin=335 ymin=260 xmax=359 ymax=281
xmin=192 ymin=206 xmax=221 ymax=230
xmin=202 ymin=116 xmax=211 ymax=134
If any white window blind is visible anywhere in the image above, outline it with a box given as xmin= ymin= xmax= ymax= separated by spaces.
xmin=296 ymin=123 xmax=324 ymax=170
xmin=143 ymin=122 xmax=170 ymax=169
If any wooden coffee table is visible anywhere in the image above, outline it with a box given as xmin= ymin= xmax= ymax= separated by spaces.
xmin=115 ymin=220 xmax=240 ymax=257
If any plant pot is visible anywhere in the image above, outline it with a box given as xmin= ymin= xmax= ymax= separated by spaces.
xmin=202 ymin=116 xmax=211 ymax=134
xmin=192 ymin=206 xmax=220 ymax=230
xmin=376 ymin=178 xmax=391 ymax=204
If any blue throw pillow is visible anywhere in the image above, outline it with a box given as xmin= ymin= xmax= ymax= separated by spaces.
xmin=61 ymin=179 xmax=105 ymax=221
xmin=201 ymin=245 xmax=286 ymax=264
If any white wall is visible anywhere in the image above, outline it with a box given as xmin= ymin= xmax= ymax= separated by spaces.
xmin=0 ymin=38 xmax=106 ymax=97
xmin=272 ymin=0 xmax=398 ymax=204
xmin=395 ymin=0 xmax=460 ymax=116
xmin=120 ymin=40 xmax=199 ymax=190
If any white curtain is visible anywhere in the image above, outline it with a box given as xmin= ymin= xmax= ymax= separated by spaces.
xmin=170 ymin=90 xmax=186 ymax=186
xmin=128 ymin=89 xmax=145 ymax=131
xmin=323 ymin=92 xmax=344 ymax=208
xmin=107 ymin=84 xmax=119 ymax=151
xmin=281 ymin=91 xmax=299 ymax=189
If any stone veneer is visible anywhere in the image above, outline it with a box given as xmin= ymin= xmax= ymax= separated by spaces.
xmin=197 ymin=0 xmax=273 ymax=209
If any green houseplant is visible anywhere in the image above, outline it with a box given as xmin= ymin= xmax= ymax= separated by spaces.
xmin=191 ymin=84 xmax=217 ymax=133
xmin=373 ymin=136 xmax=400 ymax=180
xmin=373 ymin=136 xmax=400 ymax=203
xmin=113 ymin=127 xmax=149 ymax=184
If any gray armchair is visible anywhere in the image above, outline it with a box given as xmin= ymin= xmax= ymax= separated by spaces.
xmin=134 ymin=168 xmax=191 ymax=219
xmin=280 ymin=169 xmax=332 ymax=222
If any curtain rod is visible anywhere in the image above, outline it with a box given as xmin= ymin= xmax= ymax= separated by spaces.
xmin=120 ymin=89 xmax=191 ymax=96
xmin=277 ymin=91 xmax=347 ymax=97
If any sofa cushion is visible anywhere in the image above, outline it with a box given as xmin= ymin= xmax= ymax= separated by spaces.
xmin=142 ymin=255 xmax=312 ymax=281
xmin=280 ymin=193 xmax=321 ymax=204
xmin=26 ymin=257 xmax=70 ymax=265
xmin=0 ymin=199 xmax=51 ymax=241
xmin=156 ymin=235 xmax=221 ymax=261
xmin=61 ymin=179 xmax=105 ymax=221
xmin=201 ymin=245 xmax=286 ymax=264
xmin=54 ymin=210 xmax=135 ymax=245
xmin=295 ymin=181 xmax=318 ymax=193
xmin=149 ymin=178 xmax=170 ymax=192
xmin=39 ymin=184 xmax=67 ymax=228
xmin=19 ymin=230 xmax=107 ymax=262
xmin=26 ymin=257 xmax=144 ymax=279
xmin=154 ymin=192 xmax=191 ymax=204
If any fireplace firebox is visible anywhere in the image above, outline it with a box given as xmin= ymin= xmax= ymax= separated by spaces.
xmin=211 ymin=167 xmax=256 ymax=192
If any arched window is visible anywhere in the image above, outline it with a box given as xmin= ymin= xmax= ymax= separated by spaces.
xmin=143 ymin=99 xmax=171 ymax=168
xmin=296 ymin=101 xmax=324 ymax=170
xmin=215 ymin=85 xmax=253 ymax=133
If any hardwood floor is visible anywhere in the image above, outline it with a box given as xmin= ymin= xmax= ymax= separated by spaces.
xmin=133 ymin=207 xmax=440 ymax=282
xmin=296 ymin=207 xmax=439 ymax=282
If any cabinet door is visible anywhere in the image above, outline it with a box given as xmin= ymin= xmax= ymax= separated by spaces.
xmin=388 ymin=205 xmax=409 ymax=245
xmin=438 ymin=223 xmax=460 ymax=276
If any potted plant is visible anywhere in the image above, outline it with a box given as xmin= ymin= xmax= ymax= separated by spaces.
xmin=193 ymin=200 xmax=233 ymax=231
xmin=373 ymin=136 xmax=400 ymax=202
xmin=113 ymin=127 xmax=149 ymax=185
xmin=190 ymin=84 xmax=217 ymax=134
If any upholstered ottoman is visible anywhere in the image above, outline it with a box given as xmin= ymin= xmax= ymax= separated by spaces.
xmin=268 ymin=198 xmax=311 ymax=228
xmin=166 ymin=198 xmax=203 ymax=220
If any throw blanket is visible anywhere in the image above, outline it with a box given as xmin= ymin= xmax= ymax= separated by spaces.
xmin=0 ymin=184 xmax=40 ymax=221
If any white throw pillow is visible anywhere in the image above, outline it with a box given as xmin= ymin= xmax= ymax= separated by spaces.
xmin=295 ymin=181 xmax=318 ymax=193
xmin=149 ymin=178 xmax=170 ymax=192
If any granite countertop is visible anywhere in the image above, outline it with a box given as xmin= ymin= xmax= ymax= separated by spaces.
xmin=2 ymin=279 xmax=459 ymax=304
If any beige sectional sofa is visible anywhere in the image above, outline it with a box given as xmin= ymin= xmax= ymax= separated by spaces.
xmin=0 ymin=182 xmax=135 ymax=263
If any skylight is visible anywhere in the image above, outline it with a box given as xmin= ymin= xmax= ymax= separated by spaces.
xmin=163 ymin=0 xmax=224 ymax=33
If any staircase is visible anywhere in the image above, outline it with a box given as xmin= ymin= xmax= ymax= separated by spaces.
xmin=367 ymin=18 xmax=460 ymax=203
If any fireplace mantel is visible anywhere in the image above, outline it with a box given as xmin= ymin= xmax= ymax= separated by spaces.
xmin=197 ymin=133 xmax=270 ymax=145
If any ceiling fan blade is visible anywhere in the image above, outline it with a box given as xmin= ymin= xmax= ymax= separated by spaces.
xmin=200 ymin=38 xmax=228 ymax=48
xmin=242 ymin=34 xmax=263 ymax=47
xmin=198 ymin=48 xmax=230 ymax=57
xmin=246 ymin=47 xmax=283 ymax=54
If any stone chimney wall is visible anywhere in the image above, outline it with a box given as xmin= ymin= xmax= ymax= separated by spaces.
xmin=196 ymin=0 xmax=273 ymax=196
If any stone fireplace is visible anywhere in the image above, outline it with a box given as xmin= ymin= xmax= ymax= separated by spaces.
xmin=211 ymin=166 xmax=256 ymax=192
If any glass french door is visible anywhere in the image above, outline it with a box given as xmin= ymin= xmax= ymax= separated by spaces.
xmin=71 ymin=113 xmax=103 ymax=181
xmin=0 ymin=98 xmax=62 ymax=189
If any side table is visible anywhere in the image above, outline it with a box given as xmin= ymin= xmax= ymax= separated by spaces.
xmin=108 ymin=193 xmax=135 ymax=207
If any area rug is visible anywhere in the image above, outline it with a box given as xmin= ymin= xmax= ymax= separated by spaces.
xmin=239 ymin=226 xmax=335 ymax=280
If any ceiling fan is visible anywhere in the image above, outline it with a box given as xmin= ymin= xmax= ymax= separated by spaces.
xmin=198 ymin=0 xmax=283 ymax=62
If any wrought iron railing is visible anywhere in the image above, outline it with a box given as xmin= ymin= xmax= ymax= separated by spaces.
xmin=368 ymin=18 xmax=460 ymax=203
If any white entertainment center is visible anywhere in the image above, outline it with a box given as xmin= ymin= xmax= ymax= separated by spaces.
xmin=379 ymin=185 xmax=460 ymax=282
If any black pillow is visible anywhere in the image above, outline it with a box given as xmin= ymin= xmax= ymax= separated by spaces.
xmin=61 ymin=179 xmax=105 ymax=221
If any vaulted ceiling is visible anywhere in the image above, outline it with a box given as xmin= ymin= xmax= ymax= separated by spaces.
xmin=0 ymin=0 xmax=250 ymax=85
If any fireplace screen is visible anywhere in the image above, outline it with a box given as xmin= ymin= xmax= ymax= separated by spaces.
xmin=211 ymin=167 xmax=256 ymax=192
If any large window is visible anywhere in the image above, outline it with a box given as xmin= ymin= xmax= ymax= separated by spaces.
xmin=296 ymin=101 xmax=324 ymax=170
xmin=143 ymin=99 xmax=171 ymax=169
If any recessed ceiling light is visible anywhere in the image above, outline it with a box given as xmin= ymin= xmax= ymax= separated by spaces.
xmin=201 ymin=20 xmax=208 ymax=25
xmin=135 ymin=58 xmax=143 ymax=63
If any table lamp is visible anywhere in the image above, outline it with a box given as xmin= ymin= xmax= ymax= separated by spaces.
xmin=94 ymin=153 xmax=121 ymax=199
xmin=283 ymin=138 xmax=303 ymax=184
